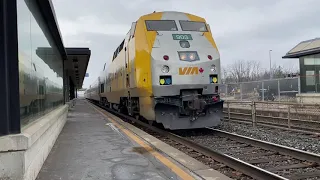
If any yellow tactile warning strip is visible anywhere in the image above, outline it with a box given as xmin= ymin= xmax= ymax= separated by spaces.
xmin=87 ymin=102 xmax=195 ymax=180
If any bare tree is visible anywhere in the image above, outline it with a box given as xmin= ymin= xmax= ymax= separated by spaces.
xmin=250 ymin=61 xmax=261 ymax=81
xmin=221 ymin=60 xmax=298 ymax=83
xmin=221 ymin=67 xmax=228 ymax=83
xmin=225 ymin=60 xmax=261 ymax=83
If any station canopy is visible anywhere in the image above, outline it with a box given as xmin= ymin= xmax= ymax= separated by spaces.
xmin=36 ymin=47 xmax=91 ymax=88
xmin=283 ymin=38 xmax=320 ymax=58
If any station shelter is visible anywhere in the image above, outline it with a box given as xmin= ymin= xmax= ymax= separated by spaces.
xmin=0 ymin=0 xmax=91 ymax=179
xmin=283 ymin=38 xmax=320 ymax=103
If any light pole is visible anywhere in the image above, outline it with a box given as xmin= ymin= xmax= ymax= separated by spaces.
xmin=269 ymin=50 xmax=272 ymax=79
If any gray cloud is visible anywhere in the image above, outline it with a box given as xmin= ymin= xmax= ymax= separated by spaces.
xmin=51 ymin=0 xmax=320 ymax=88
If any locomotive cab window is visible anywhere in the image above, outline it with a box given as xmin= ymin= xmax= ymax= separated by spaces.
xmin=179 ymin=20 xmax=208 ymax=32
xmin=145 ymin=20 xmax=178 ymax=31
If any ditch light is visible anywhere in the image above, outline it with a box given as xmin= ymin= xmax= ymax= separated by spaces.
xmin=159 ymin=75 xmax=172 ymax=85
xmin=210 ymin=74 xmax=218 ymax=84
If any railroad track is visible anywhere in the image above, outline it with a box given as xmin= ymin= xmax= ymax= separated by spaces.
xmin=178 ymin=128 xmax=320 ymax=180
xmin=88 ymin=100 xmax=320 ymax=180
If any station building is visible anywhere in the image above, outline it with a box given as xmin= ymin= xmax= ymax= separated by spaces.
xmin=0 ymin=0 xmax=91 ymax=179
xmin=283 ymin=38 xmax=320 ymax=103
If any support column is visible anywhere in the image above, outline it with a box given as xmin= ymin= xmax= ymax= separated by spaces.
xmin=69 ymin=77 xmax=75 ymax=100
xmin=0 ymin=0 xmax=20 ymax=135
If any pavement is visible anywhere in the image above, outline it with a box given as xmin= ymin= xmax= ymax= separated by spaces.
xmin=36 ymin=99 xmax=184 ymax=180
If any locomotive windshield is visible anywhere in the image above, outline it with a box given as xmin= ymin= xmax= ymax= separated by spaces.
xmin=145 ymin=20 xmax=178 ymax=31
xmin=179 ymin=20 xmax=208 ymax=32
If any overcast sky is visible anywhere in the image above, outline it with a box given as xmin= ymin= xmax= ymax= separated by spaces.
xmin=51 ymin=0 xmax=320 ymax=88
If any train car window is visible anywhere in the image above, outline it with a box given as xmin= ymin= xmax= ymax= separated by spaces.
xmin=125 ymin=30 xmax=130 ymax=44
xmin=38 ymin=85 xmax=44 ymax=95
xmin=113 ymin=46 xmax=120 ymax=61
xmin=33 ymin=63 xmax=37 ymax=71
xmin=119 ymin=40 xmax=125 ymax=52
xmin=179 ymin=20 xmax=208 ymax=32
xmin=116 ymin=47 xmax=120 ymax=56
xmin=112 ymin=51 xmax=117 ymax=61
xmin=116 ymin=47 xmax=119 ymax=55
xmin=100 ymin=84 xmax=104 ymax=93
xmin=145 ymin=20 xmax=177 ymax=31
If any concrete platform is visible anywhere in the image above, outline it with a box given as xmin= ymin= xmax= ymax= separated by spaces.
xmin=36 ymin=99 xmax=231 ymax=180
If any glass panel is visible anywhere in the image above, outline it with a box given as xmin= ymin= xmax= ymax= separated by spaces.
xmin=304 ymin=56 xmax=320 ymax=65
xmin=17 ymin=0 xmax=64 ymax=127
xmin=179 ymin=21 xmax=208 ymax=32
xmin=306 ymin=71 xmax=315 ymax=86
xmin=145 ymin=20 xmax=178 ymax=31
xmin=318 ymin=70 xmax=320 ymax=93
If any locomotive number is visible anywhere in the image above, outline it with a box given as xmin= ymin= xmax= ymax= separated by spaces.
xmin=172 ymin=34 xmax=193 ymax=40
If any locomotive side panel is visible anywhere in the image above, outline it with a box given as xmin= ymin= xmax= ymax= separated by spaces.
xmin=104 ymin=39 xmax=128 ymax=104
xmin=131 ymin=12 xmax=163 ymax=120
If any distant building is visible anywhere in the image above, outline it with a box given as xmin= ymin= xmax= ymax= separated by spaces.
xmin=283 ymin=37 xmax=320 ymax=103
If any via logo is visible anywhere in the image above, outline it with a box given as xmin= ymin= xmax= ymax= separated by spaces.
xmin=178 ymin=67 xmax=199 ymax=75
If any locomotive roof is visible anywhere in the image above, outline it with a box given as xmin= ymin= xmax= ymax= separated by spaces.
xmin=140 ymin=11 xmax=205 ymax=21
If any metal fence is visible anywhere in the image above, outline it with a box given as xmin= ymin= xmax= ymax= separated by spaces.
xmin=223 ymin=100 xmax=320 ymax=133
xmin=220 ymin=77 xmax=300 ymax=102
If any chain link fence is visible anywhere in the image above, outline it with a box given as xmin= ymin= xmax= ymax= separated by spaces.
xmin=220 ymin=77 xmax=300 ymax=102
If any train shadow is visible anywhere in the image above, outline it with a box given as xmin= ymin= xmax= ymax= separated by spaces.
xmin=169 ymin=128 xmax=216 ymax=138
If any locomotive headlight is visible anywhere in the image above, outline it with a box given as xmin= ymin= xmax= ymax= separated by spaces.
xmin=161 ymin=65 xmax=170 ymax=73
xmin=178 ymin=51 xmax=199 ymax=61
xmin=180 ymin=53 xmax=187 ymax=60
xmin=210 ymin=64 xmax=216 ymax=72
xmin=189 ymin=53 xmax=195 ymax=60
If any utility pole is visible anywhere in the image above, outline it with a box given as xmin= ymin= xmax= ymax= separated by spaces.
xmin=269 ymin=50 xmax=272 ymax=79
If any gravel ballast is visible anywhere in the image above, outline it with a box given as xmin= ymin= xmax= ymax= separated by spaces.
xmin=216 ymin=121 xmax=320 ymax=154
